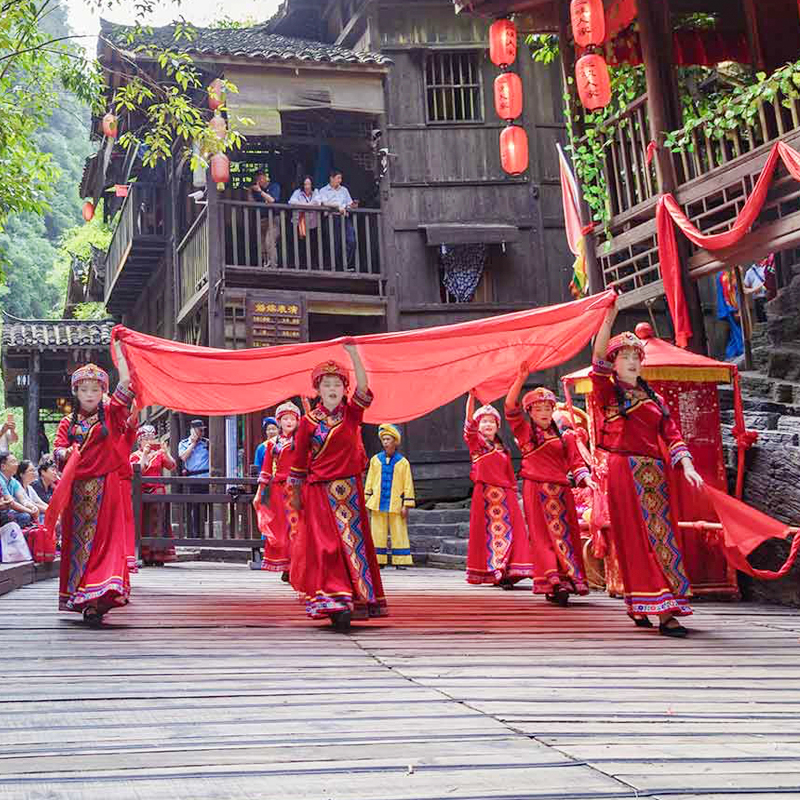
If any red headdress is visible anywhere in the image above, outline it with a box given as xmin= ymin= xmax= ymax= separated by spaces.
xmin=71 ymin=363 xmax=109 ymax=394
xmin=311 ymin=360 xmax=350 ymax=391
xmin=522 ymin=387 xmax=556 ymax=410
xmin=275 ymin=401 xmax=301 ymax=420
xmin=606 ymin=331 xmax=645 ymax=362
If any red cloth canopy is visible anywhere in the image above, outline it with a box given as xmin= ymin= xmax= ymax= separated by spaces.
xmin=112 ymin=291 xmax=616 ymax=424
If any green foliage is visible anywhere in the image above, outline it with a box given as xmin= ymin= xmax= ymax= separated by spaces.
xmin=664 ymin=60 xmax=800 ymax=153
xmin=527 ymin=34 xmax=560 ymax=65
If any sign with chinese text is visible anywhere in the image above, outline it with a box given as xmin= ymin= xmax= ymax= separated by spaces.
xmin=246 ymin=293 xmax=306 ymax=347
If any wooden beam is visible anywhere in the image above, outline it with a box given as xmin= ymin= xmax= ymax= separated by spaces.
xmin=335 ymin=5 xmax=365 ymax=47
xmin=25 ymin=352 xmax=40 ymax=462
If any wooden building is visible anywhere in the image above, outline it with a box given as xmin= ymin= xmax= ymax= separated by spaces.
xmin=82 ymin=0 xmax=569 ymax=498
xmin=456 ymin=0 xmax=800 ymax=352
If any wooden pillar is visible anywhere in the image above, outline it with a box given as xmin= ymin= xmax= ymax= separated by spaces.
xmin=25 ymin=352 xmax=40 ymax=462
xmin=206 ymin=178 xmax=227 ymax=476
xmin=638 ymin=0 xmax=707 ymax=352
xmin=557 ymin=0 xmax=603 ymax=294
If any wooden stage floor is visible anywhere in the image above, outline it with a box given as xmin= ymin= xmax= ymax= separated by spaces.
xmin=1 ymin=563 xmax=799 ymax=799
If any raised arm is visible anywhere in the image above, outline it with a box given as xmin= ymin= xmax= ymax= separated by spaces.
xmin=505 ymin=360 xmax=529 ymax=411
xmin=343 ymin=342 xmax=368 ymax=396
xmin=114 ymin=340 xmax=131 ymax=392
xmin=592 ymin=299 xmax=619 ymax=364
xmin=465 ymin=391 xmax=476 ymax=425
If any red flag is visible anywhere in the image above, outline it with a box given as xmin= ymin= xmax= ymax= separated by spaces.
xmin=703 ymin=485 xmax=800 ymax=580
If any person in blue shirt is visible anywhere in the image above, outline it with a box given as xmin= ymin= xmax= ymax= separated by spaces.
xmin=0 ymin=453 xmax=34 ymax=528
xmin=250 ymin=170 xmax=282 ymax=267
xmin=178 ymin=420 xmax=210 ymax=536
xmin=253 ymin=417 xmax=279 ymax=475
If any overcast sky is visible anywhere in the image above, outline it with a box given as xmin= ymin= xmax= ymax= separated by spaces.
xmin=65 ymin=0 xmax=283 ymax=54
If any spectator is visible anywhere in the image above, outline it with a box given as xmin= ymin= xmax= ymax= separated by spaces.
xmin=253 ymin=416 xmax=279 ymax=476
xmin=16 ymin=460 xmax=47 ymax=522
xmin=179 ymin=419 xmax=210 ymax=536
xmin=743 ymin=260 xmax=768 ymax=323
xmin=0 ymin=413 xmax=19 ymax=455
xmin=33 ymin=457 xmax=58 ymax=505
xmin=289 ymin=176 xmax=320 ymax=267
xmin=37 ymin=423 xmax=50 ymax=462
xmin=250 ymin=169 xmax=282 ymax=267
xmin=317 ymin=169 xmax=357 ymax=271
xmin=0 ymin=453 xmax=34 ymax=528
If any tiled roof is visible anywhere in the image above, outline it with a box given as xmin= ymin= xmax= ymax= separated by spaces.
xmin=100 ymin=19 xmax=391 ymax=67
xmin=1 ymin=313 xmax=115 ymax=352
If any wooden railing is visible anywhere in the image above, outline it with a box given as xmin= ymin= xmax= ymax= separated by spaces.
xmin=576 ymin=93 xmax=657 ymax=222
xmin=177 ymin=206 xmax=209 ymax=313
xmin=105 ymin=184 xmax=165 ymax=300
xmin=671 ymin=85 xmax=800 ymax=185
xmin=133 ymin=474 xmax=261 ymax=555
xmin=221 ymin=200 xmax=382 ymax=276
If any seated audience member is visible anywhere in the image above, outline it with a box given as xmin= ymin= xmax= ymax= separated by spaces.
xmin=317 ymin=169 xmax=357 ymax=271
xmin=32 ymin=457 xmax=58 ymax=504
xmin=250 ymin=169 xmax=282 ymax=267
xmin=0 ymin=414 xmax=19 ymax=455
xmin=17 ymin=460 xmax=48 ymax=522
xmin=0 ymin=453 xmax=35 ymax=528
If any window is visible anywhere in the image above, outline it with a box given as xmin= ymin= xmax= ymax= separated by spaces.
xmin=425 ymin=51 xmax=483 ymax=124
xmin=438 ymin=244 xmax=494 ymax=304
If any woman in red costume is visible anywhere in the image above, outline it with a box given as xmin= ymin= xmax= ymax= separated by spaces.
xmin=53 ymin=343 xmax=135 ymax=627
xmin=592 ymin=302 xmax=703 ymax=637
xmin=255 ymin=400 xmax=301 ymax=580
xmin=117 ymin=409 xmax=139 ymax=573
xmin=130 ymin=424 xmax=177 ymax=565
xmin=463 ymin=393 xmax=533 ymax=587
xmin=505 ymin=364 xmax=594 ymax=605
xmin=289 ymin=344 xmax=387 ymax=631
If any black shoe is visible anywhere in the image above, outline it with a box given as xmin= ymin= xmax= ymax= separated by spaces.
xmin=331 ymin=610 xmax=352 ymax=632
xmin=281 ymin=571 xmax=290 ymax=583
xmin=545 ymin=586 xmax=569 ymax=606
xmin=498 ymin=578 xmax=515 ymax=591
xmin=394 ymin=565 xmax=407 ymax=570
xmin=659 ymin=620 xmax=688 ymax=638
xmin=83 ymin=608 xmax=104 ymax=628
xmin=629 ymin=614 xmax=654 ymax=629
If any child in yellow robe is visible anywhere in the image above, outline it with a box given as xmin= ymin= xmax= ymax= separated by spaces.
xmin=365 ymin=423 xmax=415 ymax=568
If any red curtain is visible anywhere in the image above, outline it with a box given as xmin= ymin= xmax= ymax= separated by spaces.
xmin=113 ymin=291 xmax=616 ymax=424
xmin=704 ymin=485 xmax=800 ymax=580
xmin=656 ymin=141 xmax=800 ymax=348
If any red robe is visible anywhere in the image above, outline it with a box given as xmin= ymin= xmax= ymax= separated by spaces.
xmin=130 ymin=449 xmax=176 ymax=564
xmin=591 ymin=360 xmax=693 ymax=617
xmin=463 ymin=420 xmax=532 ymax=585
xmin=289 ymin=389 xmax=387 ymax=620
xmin=53 ymin=385 xmax=136 ymax=613
xmin=257 ymin=434 xmax=298 ymax=572
xmin=117 ymin=423 xmax=138 ymax=573
xmin=507 ymin=405 xmax=590 ymax=596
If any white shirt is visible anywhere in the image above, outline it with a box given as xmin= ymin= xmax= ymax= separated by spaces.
xmin=744 ymin=265 xmax=767 ymax=298
xmin=288 ymin=188 xmax=320 ymax=228
xmin=0 ymin=431 xmax=12 ymax=454
xmin=316 ymin=183 xmax=353 ymax=212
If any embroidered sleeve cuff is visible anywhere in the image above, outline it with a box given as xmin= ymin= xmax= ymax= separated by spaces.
xmin=573 ymin=467 xmax=591 ymax=486
xmin=403 ymin=498 xmax=416 ymax=508
xmin=591 ymin=359 xmax=614 ymax=375
xmin=258 ymin=471 xmax=271 ymax=485
xmin=669 ymin=442 xmax=692 ymax=467
xmin=113 ymin=383 xmax=135 ymax=407
xmin=352 ymin=387 xmax=374 ymax=409
xmin=54 ymin=447 xmax=70 ymax=468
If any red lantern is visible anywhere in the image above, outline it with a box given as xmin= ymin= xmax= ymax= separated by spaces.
xmin=208 ymin=78 xmax=225 ymax=111
xmin=575 ymin=53 xmax=612 ymax=110
xmin=209 ymin=114 xmax=227 ymax=140
xmin=494 ymin=71 xmax=523 ymax=121
xmin=489 ymin=19 xmax=517 ymax=68
xmin=570 ymin=0 xmax=606 ymax=48
xmin=500 ymin=125 xmax=528 ymax=176
xmin=82 ymin=201 xmax=95 ymax=222
xmin=102 ymin=113 xmax=118 ymax=138
xmin=210 ymin=153 xmax=230 ymax=188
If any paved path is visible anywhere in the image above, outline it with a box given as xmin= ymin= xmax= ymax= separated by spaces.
xmin=1 ymin=564 xmax=799 ymax=799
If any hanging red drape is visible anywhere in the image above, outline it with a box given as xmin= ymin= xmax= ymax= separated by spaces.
xmin=112 ymin=292 xmax=616 ymax=424
xmin=656 ymin=140 xmax=800 ymax=348
xmin=703 ymin=485 xmax=800 ymax=580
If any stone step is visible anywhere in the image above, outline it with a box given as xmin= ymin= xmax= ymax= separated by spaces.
xmin=426 ymin=552 xmax=466 ymax=570
xmin=407 ymin=521 xmax=471 ymax=540
xmin=408 ymin=508 xmax=471 ymax=525
xmin=440 ymin=538 xmax=469 ymax=556
xmin=721 ymin=423 xmax=799 ymax=449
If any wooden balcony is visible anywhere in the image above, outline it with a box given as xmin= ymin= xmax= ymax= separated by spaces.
xmin=176 ymin=201 xmax=384 ymax=322
xmin=585 ymin=82 xmax=800 ymax=308
xmin=104 ymin=184 xmax=167 ymax=315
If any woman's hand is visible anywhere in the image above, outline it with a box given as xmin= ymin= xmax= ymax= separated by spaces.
xmin=681 ymin=458 xmax=704 ymax=489
xmin=518 ymin=360 xmax=529 ymax=378
xmin=583 ymin=476 xmax=597 ymax=492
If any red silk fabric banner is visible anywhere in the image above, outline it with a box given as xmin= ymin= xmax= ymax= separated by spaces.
xmin=703 ymin=485 xmax=800 ymax=580
xmin=657 ymin=141 xmax=800 ymax=348
xmin=44 ymin=448 xmax=81 ymax=536
xmin=112 ymin=292 xmax=616 ymax=423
